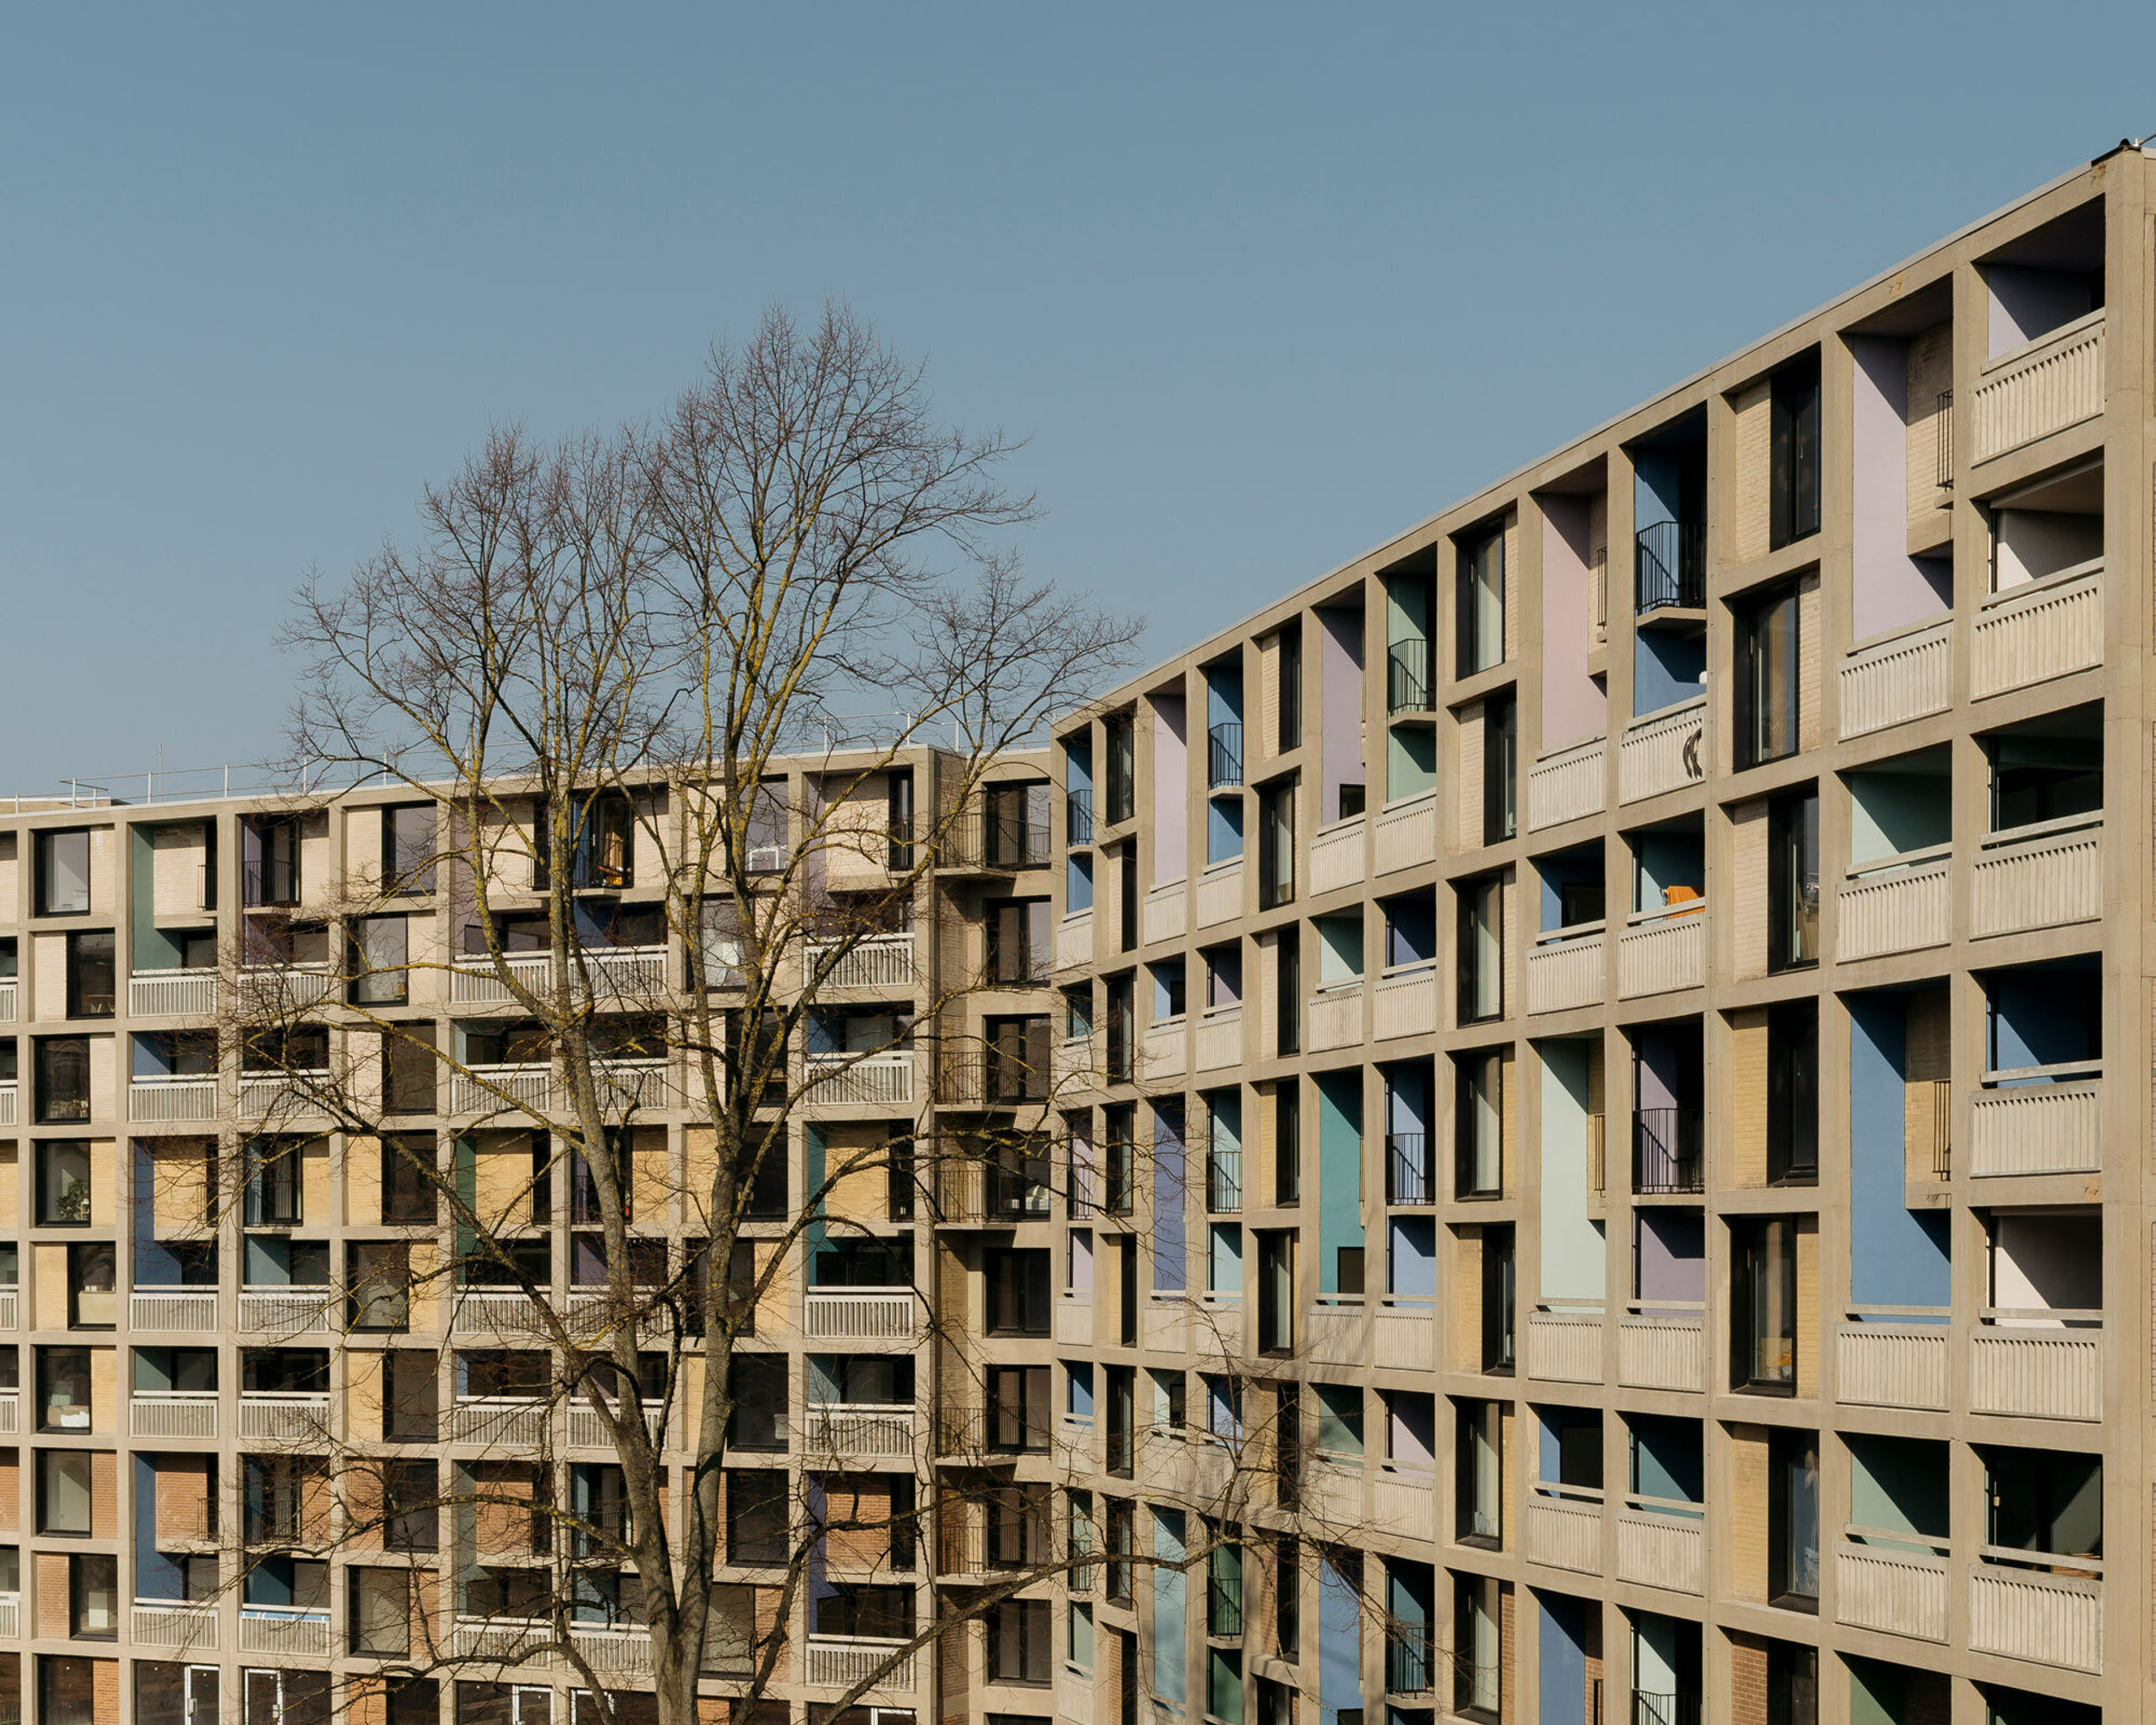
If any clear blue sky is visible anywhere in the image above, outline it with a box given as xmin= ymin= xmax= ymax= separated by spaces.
xmin=3 ymin=3 xmax=2149 ymax=789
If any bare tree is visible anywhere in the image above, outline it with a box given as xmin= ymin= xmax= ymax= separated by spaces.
xmin=186 ymin=304 xmax=1319 ymax=1725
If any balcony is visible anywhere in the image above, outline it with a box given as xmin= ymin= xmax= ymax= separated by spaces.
xmin=1834 ymin=1315 xmax=1949 ymax=1411
xmin=1526 ymin=736 xmax=1605 ymax=831
xmin=1617 ymin=697 xmax=1706 ymax=805
xmin=0 ymin=1289 xmax=16 ymax=1332
xmin=1525 ymin=1303 xmax=1602 ymax=1383
xmin=128 ymin=969 xmax=219 ymax=1018
xmin=1526 ymin=1490 xmax=1602 ymax=1574
xmin=1307 ymin=982 xmax=1363 ymax=1053
xmin=564 ymin=1403 xmax=668 ymax=1452
xmin=1208 ymin=722 xmax=1244 ymax=788
xmin=236 ymin=1393 xmax=329 ymax=1442
xmin=1309 ymin=815 xmax=1366 ymax=894
xmin=1970 ymin=812 xmax=2100 ymax=938
xmin=130 ymin=1391 xmax=217 ymax=1440
xmin=805 ymin=932 xmax=914 ymax=992
xmin=568 ymin=1626 xmax=653 ymax=1678
xmin=1371 ymin=964 xmax=1437 ymax=1042
xmin=237 ymin=963 xmax=337 ymax=1013
xmin=1839 ymin=617 xmax=1952 ymax=740
xmin=1614 ymin=1501 xmax=1704 ymax=1596
xmin=803 ymin=1287 xmax=918 ymax=1342
xmin=1140 ymin=1018 xmax=1188 ymax=1083
xmin=1305 ymin=1300 xmax=1369 ymax=1369
xmin=1838 ymin=849 xmax=1950 ymax=962
xmin=935 ymin=1159 xmax=1052 ymax=1226
xmin=239 ymin=1609 xmax=332 ymax=1658
xmin=0 ymin=982 xmax=12 ymax=1022
xmin=1970 ymin=1063 xmax=2100 ymax=1176
xmin=1055 ymin=911 xmax=1094 ymax=972
xmin=1372 ymin=793 xmax=1436 ymax=875
xmin=1372 ymin=1467 xmax=1437 ymax=1544
xmin=805 ymin=1637 xmax=917 ymax=1693
xmin=1205 ymin=1145 xmax=1242 ymax=1213
xmin=1617 ymin=1306 xmax=1704 ymax=1393
xmin=1527 ymin=925 xmax=1604 ymax=1014
xmin=1835 ymin=1541 xmax=1948 ymax=1643
xmin=1194 ymin=1007 xmax=1241 ymax=1073
xmin=238 ymin=1072 xmax=327 ymax=1119
xmin=130 ymin=1289 xmax=216 ymax=1333
xmin=1634 ymin=520 xmax=1705 ymax=613
xmin=450 ymin=1063 xmax=554 ymax=1117
xmin=1969 ymin=1312 xmax=2102 ymax=1421
xmin=1195 ymin=859 xmax=1243 ymax=928
xmin=448 ymin=1618 xmax=555 ymax=1665
xmin=0 ymin=1084 xmax=13 ymax=1128
xmin=1055 ymin=1295 xmax=1094 ymax=1348
xmin=1969 ymin=1554 xmax=2102 ymax=1674
xmin=1141 ymin=881 xmax=1187 ymax=946
xmin=1373 ymin=1299 xmax=1435 ymax=1371
xmin=1066 ymin=789 xmax=1094 ymax=847
xmin=801 ymin=1404 xmax=915 ymax=1460
xmin=128 ymin=1075 xmax=218 ymax=1124
xmin=449 ymin=1397 xmax=548 ymax=1446
xmin=131 ymin=1600 xmax=221 ymax=1653
xmin=804 ymin=1050 xmax=914 ymax=1107
xmin=1970 ymin=306 xmax=2103 ymax=465
xmin=1632 ymin=1107 xmax=1702 ymax=1195
xmin=1617 ymin=906 xmax=1703 ymax=998
xmin=240 ymin=1288 xmax=336 ymax=1337
xmin=1387 ymin=637 xmax=1433 ymax=716
xmin=0 ymin=1391 xmax=16 ymax=1436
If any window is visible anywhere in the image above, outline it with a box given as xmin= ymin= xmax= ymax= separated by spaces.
xmin=244 ymin=1139 xmax=304 ymax=1226
xmin=1766 ymin=1001 xmax=1818 ymax=1186
xmin=1768 ymin=1430 xmax=1821 ymax=1610
xmin=352 ymin=916 xmax=411 ymax=1005
xmin=242 ymin=1669 xmax=331 ymax=1725
xmin=382 ymin=806 xmax=437 ymax=894
xmin=350 ymin=1243 xmax=412 ymax=1332
xmin=66 ymin=1244 xmax=114 ymax=1329
xmin=1480 ymin=1226 xmax=1515 ymax=1374
xmin=1456 ymin=526 xmax=1505 ymax=676
xmin=987 ymin=1599 xmax=1052 ymax=1686
xmin=1453 ymin=1051 xmax=1501 ymax=1199
xmin=68 ymin=1554 xmax=116 ymax=1639
xmin=1455 ymin=1401 xmax=1502 ymax=1545
xmin=35 ymin=1142 xmax=91 ymax=1223
xmin=1104 ymin=715 xmax=1135 ymax=827
xmin=1456 ymin=875 xmax=1502 ymax=1024
xmin=1736 ymin=583 xmax=1800 ymax=768
xmin=1733 ymin=1217 xmax=1799 ymax=1392
xmin=1257 ymin=1231 xmax=1295 ymax=1357
xmin=1104 ymin=1500 xmax=1133 ymax=1603
xmin=381 ymin=1137 xmax=436 ymax=1224
xmin=986 ymin=782 xmax=1052 ymax=869
xmin=1273 ymin=1083 xmax=1300 ymax=1206
xmin=38 ymin=1449 xmax=92 ymax=1531
xmin=985 ymin=1250 xmax=1051 ymax=1336
xmin=988 ymin=1365 xmax=1051 ymax=1453
xmin=1272 ymin=1535 xmax=1300 ymax=1659
xmin=1257 ymin=778 xmax=1296 ymax=911
xmin=385 ymin=1352 xmax=437 ymax=1442
xmin=1482 ymin=693 xmax=1516 ymax=844
xmin=34 ymin=831 xmax=91 ymax=917
xmin=241 ymin=816 xmax=301 ymax=907
xmin=1275 ymin=930 xmax=1300 ymax=1057
xmin=725 ymin=1470 xmax=788 ymax=1565
xmin=1116 ymin=843 xmax=1138 ymax=950
xmin=985 ymin=898 xmax=1051 ymax=986
xmin=41 ymin=1659 xmax=103 ymax=1725
xmin=383 ymin=1027 xmax=436 ymax=1114
xmin=136 ymin=1664 xmax=219 ymax=1725
xmin=1452 ymin=1573 xmax=1502 ymax=1719
xmin=1770 ymin=352 xmax=1822 ymax=549
xmin=727 ymin=1356 xmax=788 ymax=1452
xmin=987 ymin=1016 xmax=1051 ymax=1103
xmin=34 ymin=1041 xmax=90 ymax=1126
xmin=1767 ymin=788 xmax=1819 ymax=970
xmin=1277 ymin=621 xmax=1302 ymax=751
xmin=64 ymin=932 xmax=114 ymax=1019
xmin=1767 ymin=1642 xmax=1817 ymax=1725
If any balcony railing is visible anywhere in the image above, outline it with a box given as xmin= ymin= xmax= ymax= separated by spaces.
xmin=1617 ymin=696 xmax=1706 ymax=805
xmin=1207 ymin=722 xmax=1244 ymax=788
xmin=1384 ymin=1630 xmax=1434 ymax=1697
xmin=449 ymin=1396 xmax=548 ymax=1446
xmin=801 ymin=1403 xmax=915 ymax=1459
xmin=132 ymin=1601 xmax=220 ymax=1653
xmin=1387 ymin=638 xmax=1433 ymax=715
xmin=239 ymin=1609 xmax=332 ymax=1658
xmin=1633 ymin=1691 xmax=1702 ymax=1725
xmin=804 ymin=1636 xmax=917 ymax=1693
xmin=1372 ymin=792 xmax=1437 ymax=875
xmin=236 ymin=1393 xmax=329 ymax=1442
xmin=1616 ymin=902 xmax=1704 ymax=996
xmin=1307 ymin=982 xmax=1363 ymax=1053
xmin=1205 ymin=1146 xmax=1242 ymax=1214
xmin=1617 ymin=1303 xmax=1704 ymax=1393
xmin=1970 ymin=1308 xmax=2102 ymax=1421
xmin=1970 ymin=307 xmax=2103 ymax=464
xmin=803 ymin=1287 xmax=918 ymax=1341
xmin=1839 ymin=616 xmax=1952 ymax=740
xmin=1526 ymin=1488 xmax=1603 ymax=1573
xmin=1614 ymin=1498 xmax=1704 ymax=1596
xmin=1835 ymin=1311 xmax=1950 ymax=1411
xmin=1634 ymin=520 xmax=1706 ymax=612
xmin=1194 ymin=1007 xmax=1241 ymax=1072
xmin=1527 ymin=735 xmax=1606 ymax=831
xmin=1633 ymin=1107 xmax=1702 ymax=1194
xmin=1309 ymin=813 xmax=1367 ymax=894
xmin=239 ymin=1288 xmax=336 ymax=1336
xmin=0 ymin=1083 xmax=14 ymax=1128
xmin=0 ymin=1390 xmax=16 ymax=1436
xmin=128 ymin=969 xmax=219 ymax=1018
xmin=0 ymin=982 xmax=14 ymax=1023
xmin=1838 ymin=848 xmax=1950 ymax=962
xmin=1527 ymin=924 xmax=1604 ymax=1014
xmin=1970 ymin=1061 xmax=2101 ymax=1177
xmin=1970 ymin=811 xmax=2101 ymax=938
xmin=131 ymin=1289 xmax=216 ymax=1333
xmin=1969 ymin=1550 xmax=2102 ymax=1674
xmin=805 ymin=932 xmax=913 ymax=992
xmin=1386 ymin=1133 xmax=1432 ymax=1206
xmin=1836 ymin=1537 xmax=1949 ymax=1643
xmin=129 ymin=1075 xmax=218 ymax=1124
xmin=131 ymin=1391 xmax=217 ymax=1440
xmin=1526 ymin=1302 xmax=1603 ymax=1383
xmin=1372 ymin=963 xmax=1437 ymax=1040
xmin=805 ymin=1050 xmax=914 ymax=1107
xmin=1066 ymin=789 xmax=1094 ymax=846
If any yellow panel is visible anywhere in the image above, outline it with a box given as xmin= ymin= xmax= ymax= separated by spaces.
xmin=1728 ymin=1009 xmax=1769 ymax=1188
xmin=301 ymin=1137 xmax=331 ymax=1224
xmin=91 ymin=1347 xmax=115 ymax=1436
xmin=1728 ymin=1424 xmax=1769 ymax=1602
xmin=346 ymin=1137 xmax=383 ymax=1227
xmin=32 ymin=1245 xmax=66 ymax=1333
xmin=630 ymin=1126 xmax=671 ymax=1224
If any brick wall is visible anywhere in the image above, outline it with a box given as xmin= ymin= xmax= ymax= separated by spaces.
xmin=1727 ymin=1630 xmax=1768 ymax=1725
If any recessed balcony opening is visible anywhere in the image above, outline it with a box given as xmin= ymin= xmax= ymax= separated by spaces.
xmin=1844 ymin=745 xmax=1952 ymax=919
xmin=1626 ymin=1609 xmax=1702 ymax=1725
xmin=1984 ymin=1205 xmax=2099 ymax=1329
xmin=1987 ymin=455 xmax=2102 ymax=596
xmin=1978 ymin=1684 xmax=2100 ymax=1725
xmin=1537 ymin=842 xmax=1605 ymax=934
xmin=1628 ymin=1019 xmax=1702 ymax=1197
xmin=1379 ymin=1057 xmax=1433 ymax=1206
xmin=1981 ymin=199 xmax=2103 ymax=361
xmin=1535 ymin=455 xmax=1611 ymax=746
xmin=1982 ymin=1443 xmax=2100 ymax=1567
xmin=1846 ymin=277 xmax=1956 ymax=624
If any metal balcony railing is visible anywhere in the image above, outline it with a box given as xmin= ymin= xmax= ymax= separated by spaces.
xmin=1633 ymin=1693 xmax=1702 ymax=1725
xmin=1066 ymin=789 xmax=1094 ymax=846
xmin=1387 ymin=638 xmax=1432 ymax=714
xmin=1206 ymin=1147 xmax=1242 ymax=1214
xmin=1633 ymin=1107 xmax=1703 ymax=1195
xmin=1207 ymin=723 xmax=1244 ymax=789
xmin=1634 ymin=521 xmax=1707 ymax=613
xmin=1384 ymin=1631 xmax=1433 ymax=1697
xmin=1387 ymin=1132 xmax=1433 ymax=1206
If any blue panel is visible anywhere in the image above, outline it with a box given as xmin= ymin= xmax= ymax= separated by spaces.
xmin=132 ymin=1146 xmax=179 ymax=1284
xmin=1067 ymin=852 xmax=1094 ymax=910
xmin=1068 ymin=1363 xmax=1094 ymax=1419
xmin=1315 ymin=1073 xmax=1364 ymax=1293
xmin=1634 ymin=453 xmax=1680 ymax=531
xmin=1539 ymin=1595 xmax=1589 ymax=1725
xmin=1153 ymin=1511 xmax=1188 ymax=1708
xmin=135 ymin=1455 xmax=183 ymax=1599
xmin=1206 ymin=669 xmax=1244 ymax=728
xmin=1630 ymin=1414 xmax=1703 ymax=1503
xmin=1848 ymin=997 xmax=1952 ymax=1308
xmin=1152 ymin=1105 xmax=1186 ymax=1292
xmin=1633 ymin=628 xmax=1705 ymax=716
xmin=1206 ymin=795 xmax=1244 ymax=865
xmin=1063 ymin=739 xmax=1093 ymax=794
xmin=1989 ymin=968 xmax=2099 ymax=1070
xmin=1319 ymin=1557 xmax=1361 ymax=1718
xmin=1387 ymin=1218 xmax=1436 ymax=1298
xmin=1382 ymin=1063 xmax=1428 ymax=1138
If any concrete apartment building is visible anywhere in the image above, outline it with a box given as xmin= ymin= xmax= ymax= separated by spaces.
xmin=0 ymin=144 xmax=2148 ymax=1725
xmin=1044 ymin=147 xmax=2147 ymax=1725
xmin=0 ymin=744 xmax=1079 ymax=1725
